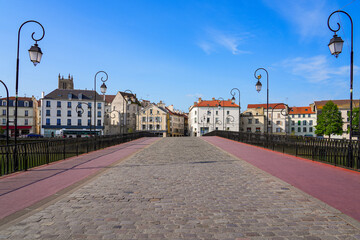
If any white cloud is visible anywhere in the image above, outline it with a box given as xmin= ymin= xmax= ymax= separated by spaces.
xmin=279 ymin=55 xmax=358 ymax=85
xmin=263 ymin=0 xmax=335 ymax=38
xmin=197 ymin=28 xmax=251 ymax=55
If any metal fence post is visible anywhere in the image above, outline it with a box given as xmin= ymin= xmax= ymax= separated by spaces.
xmin=24 ymin=144 xmax=28 ymax=171
xmin=63 ymin=139 xmax=66 ymax=160
xmin=46 ymin=141 xmax=50 ymax=164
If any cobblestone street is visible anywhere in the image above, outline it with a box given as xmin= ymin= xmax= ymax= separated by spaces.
xmin=1 ymin=137 xmax=360 ymax=239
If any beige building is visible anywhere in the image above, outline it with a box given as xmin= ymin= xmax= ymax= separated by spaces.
xmin=136 ymin=101 xmax=168 ymax=137
xmin=104 ymin=91 xmax=139 ymax=135
xmin=166 ymin=105 xmax=185 ymax=137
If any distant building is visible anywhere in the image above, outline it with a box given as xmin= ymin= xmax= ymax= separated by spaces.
xmin=58 ymin=74 xmax=74 ymax=90
xmin=288 ymin=106 xmax=317 ymax=137
xmin=166 ymin=105 xmax=185 ymax=137
xmin=188 ymin=98 xmax=240 ymax=137
xmin=0 ymin=97 xmax=35 ymax=136
xmin=136 ymin=101 xmax=168 ymax=137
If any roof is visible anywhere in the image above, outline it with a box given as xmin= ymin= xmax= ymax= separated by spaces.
xmin=165 ymin=107 xmax=185 ymax=117
xmin=0 ymin=97 xmax=33 ymax=101
xmin=314 ymin=100 xmax=360 ymax=110
xmin=247 ymin=103 xmax=286 ymax=109
xmin=194 ymin=100 xmax=239 ymax=108
xmin=104 ymin=95 xmax=116 ymax=103
xmin=43 ymin=89 xmax=103 ymax=101
xmin=289 ymin=106 xmax=314 ymax=114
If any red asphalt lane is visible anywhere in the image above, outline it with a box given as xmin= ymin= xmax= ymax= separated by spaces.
xmin=203 ymin=136 xmax=360 ymax=222
xmin=0 ymin=137 xmax=158 ymax=220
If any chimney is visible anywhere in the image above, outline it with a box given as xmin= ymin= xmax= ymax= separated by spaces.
xmin=198 ymin=97 xmax=202 ymax=103
xmin=41 ymin=91 xmax=45 ymax=98
xmin=212 ymin=97 xmax=215 ymax=101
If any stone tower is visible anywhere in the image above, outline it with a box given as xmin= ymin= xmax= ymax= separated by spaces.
xmin=58 ymin=74 xmax=74 ymax=90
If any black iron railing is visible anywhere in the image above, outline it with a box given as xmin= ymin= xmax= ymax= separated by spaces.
xmin=204 ymin=130 xmax=360 ymax=170
xmin=0 ymin=132 xmax=157 ymax=176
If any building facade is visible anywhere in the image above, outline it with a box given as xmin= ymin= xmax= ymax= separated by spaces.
xmin=166 ymin=105 xmax=185 ymax=137
xmin=188 ymin=98 xmax=240 ymax=137
xmin=288 ymin=106 xmax=317 ymax=137
xmin=0 ymin=97 xmax=35 ymax=136
xmin=136 ymin=101 xmax=168 ymax=137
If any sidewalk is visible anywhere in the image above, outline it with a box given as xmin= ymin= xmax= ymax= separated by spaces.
xmin=203 ymin=136 xmax=360 ymax=222
xmin=0 ymin=137 xmax=158 ymax=221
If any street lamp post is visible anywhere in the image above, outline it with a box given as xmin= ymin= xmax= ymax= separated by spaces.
xmin=76 ymin=102 xmax=92 ymax=137
xmin=271 ymin=103 xmax=290 ymax=135
xmin=0 ymin=80 xmax=10 ymax=174
xmin=108 ymin=110 xmax=121 ymax=134
xmin=14 ymin=20 xmax=45 ymax=170
xmin=217 ymin=97 xmax=225 ymax=130
xmin=230 ymin=88 xmax=241 ymax=132
xmin=254 ymin=68 xmax=269 ymax=133
xmin=94 ymin=71 xmax=108 ymax=150
xmin=327 ymin=10 xmax=354 ymax=168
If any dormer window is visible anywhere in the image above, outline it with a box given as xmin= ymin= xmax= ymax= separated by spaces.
xmin=24 ymin=101 xmax=29 ymax=107
xmin=2 ymin=101 xmax=6 ymax=106
xmin=78 ymin=93 xmax=83 ymax=100
xmin=68 ymin=93 xmax=72 ymax=100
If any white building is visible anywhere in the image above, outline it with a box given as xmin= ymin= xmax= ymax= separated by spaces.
xmin=289 ymin=106 xmax=317 ymax=137
xmin=188 ymin=98 xmax=240 ymax=137
xmin=40 ymin=89 xmax=105 ymax=137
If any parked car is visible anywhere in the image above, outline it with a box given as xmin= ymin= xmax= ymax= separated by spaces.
xmin=27 ymin=133 xmax=44 ymax=138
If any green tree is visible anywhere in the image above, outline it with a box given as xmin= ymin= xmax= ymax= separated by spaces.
xmin=347 ymin=107 xmax=359 ymax=133
xmin=315 ymin=101 xmax=343 ymax=138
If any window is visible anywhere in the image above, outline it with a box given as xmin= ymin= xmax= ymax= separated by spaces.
xmin=149 ymin=124 xmax=153 ymax=130
xmin=57 ymin=119 xmax=61 ymax=125
xmin=97 ymin=103 xmax=101 ymax=109
xmin=207 ymin=111 xmax=211 ymax=115
xmin=57 ymin=101 xmax=61 ymax=108
xmin=157 ymin=125 xmax=161 ymax=130
xmin=149 ymin=117 xmax=153 ymax=122
xmin=97 ymin=120 xmax=101 ymax=126
xmin=207 ymin=118 xmax=210 ymax=123
xmin=226 ymin=118 xmax=230 ymax=124
xmin=57 ymin=110 xmax=61 ymax=117
xmin=142 ymin=117 xmax=146 ymax=122
xmin=248 ymin=119 xmax=252 ymax=124
xmin=150 ymin=109 xmax=153 ymax=115
xmin=303 ymin=127 xmax=307 ymax=132
xmin=298 ymin=121 xmax=301 ymax=126
xmin=298 ymin=114 xmax=301 ymax=118
xmin=2 ymin=119 xmax=5 ymax=125
xmin=88 ymin=111 xmax=91 ymax=117
xmin=78 ymin=111 xmax=82 ymax=117
xmin=298 ymin=127 xmax=301 ymax=132
xmin=78 ymin=119 xmax=82 ymax=126
xmin=309 ymin=127 xmax=313 ymax=132
xmin=97 ymin=111 xmax=101 ymax=117
xmin=68 ymin=93 xmax=72 ymax=99
xmin=88 ymin=103 xmax=92 ymax=108
xmin=194 ymin=118 xmax=197 ymax=123
xmin=309 ymin=120 xmax=313 ymax=126
xmin=227 ymin=111 xmax=230 ymax=115
xmin=24 ymin=101 xmax=29 ymax=107
xmin=215 ymin=117 xmax=219 ymax=123
xmin=276 ymin=121 xmax=281 ymax=125
xmin=291 ymin=127 xmax=295 ymax=132
xmin=46 ymin=118 xmax=50 ymax=125
xmin=2 ymin=110 xmax=5 ymax=116
xmin=216 ymin=127 xmax=218 ymax=130
xmin=67 ymin=102 xmax=71 ymax=108
xmin=291 ymin=120 xmax=295 ymax=126
xmin=88 ymin=119 xmax=91 ymax=126
xmin=292 ymin=114 xmax=294 ymax=118
xmin=25 ymin=110 xmax=28 ymax=116
xmin=46 ymin=101 xmax=51 ymax=107
xmin=255 ymin=119 xmax=259 ymax=124
xmin=157 ymin=110 xmax=160 ymax=114
xmin=247 ymin=127 xmax=251 ymax=132
xmin=303 ymin=114 xmax=305 ymax=118
xmin=67 ymin=119 xmax=71 ymax=125
xmin=24 ymin=119 xmax=28 ymax=125
xmin=308 ymin=114 xmax=311 ymax=117
xmin=256 ymin=127 xmax=260 ymax=132
xmin=46 ymin=110 xmax=50 ymax=116
xmin=2 ymin=101 xmax=6 ymax=106
xmin=142 ymin=125 xmax=146 ymax=130
xmin=67 ymin=110 xmax=71 ymax=117
xmin=216 ymin=111 xmax=218 ymax=115
xmin=303 ymin=120 xmax=307 ymax=125
xmin=276 ymin=128 xmax=281 ymax=132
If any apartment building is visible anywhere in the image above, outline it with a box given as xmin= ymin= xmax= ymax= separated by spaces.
xmin=136 ymin=101 xmax=168 ymax=137
xmin=0 ymin=97 xmax=36 ymax=136
xmin=188 ymin=98 xmax=240 ymax=137
xmin=289 ymin=106 xmax=317 ymax=137
xmin=166 ymin=105 xmax=185 ymax=137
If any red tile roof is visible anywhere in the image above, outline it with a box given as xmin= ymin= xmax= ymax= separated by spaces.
xmin=289 ymin=106 xmax=314 ymax=114
xmin=104 ymin=95 xmax=116 ymax=103
xmin=247 ymin=103 xmax=286 ymax=109
xmin=194 ymin=100 xmax=239 ymax=108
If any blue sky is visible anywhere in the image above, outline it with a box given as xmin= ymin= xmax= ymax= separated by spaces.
xmin=0 ymin=0 xmax=359 ymax=112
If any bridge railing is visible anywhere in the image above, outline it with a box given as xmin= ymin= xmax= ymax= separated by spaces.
xmin=0 ymin=131 xmax=157 ymax=176
xmin=204 ymin=130 xmax=360 ymax=170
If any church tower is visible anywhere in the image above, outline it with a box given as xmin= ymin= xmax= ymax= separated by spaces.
xmin=58 ymin=74 xmax=74 ymax=90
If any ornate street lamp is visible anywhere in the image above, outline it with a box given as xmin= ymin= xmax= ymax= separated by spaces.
xmin=230 ymin=88 xmax=241 ymax=132
xmin=328 ymin=10 xmax=354 ymax=168
xmin=76 ymin=102 xmax=92 ymax=137
xmin=217 ymin=97 xmax=225 ymax=130
xmin=94 ymin=71 xmax=108 ymax=139
xmin=254 ymin=68 xmax=269 ymax=133
xmin=14 ymin=20 xmax=45 ymax=171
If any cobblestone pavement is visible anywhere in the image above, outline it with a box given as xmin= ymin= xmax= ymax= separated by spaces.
xmin=1 ymin=137 xmax=360 ymax=240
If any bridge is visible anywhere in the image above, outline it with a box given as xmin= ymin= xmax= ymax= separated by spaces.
xmin=0 ymin=136 xmax=360 ymax=239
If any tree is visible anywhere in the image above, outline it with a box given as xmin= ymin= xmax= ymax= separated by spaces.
xmin=347 ymin=107 xmax=359 ymax=133
xmin=315 ymin=101 xmax=343 ymax=138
